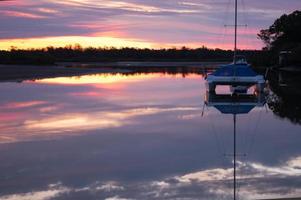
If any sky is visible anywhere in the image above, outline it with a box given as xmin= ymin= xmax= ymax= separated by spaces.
xmin=0 ymin=0 xmax=300 ymax=50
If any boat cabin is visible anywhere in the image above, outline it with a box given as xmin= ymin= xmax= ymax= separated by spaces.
xmin=234 ymin=55 xmax=248 ymax=65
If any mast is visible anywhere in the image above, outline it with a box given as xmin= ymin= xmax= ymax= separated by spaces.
xmin=234 ymin=0 xmax=238 ymax=64
xmin=233 ymin=113 xmax=237 ymax=200
xmin=233 ymin=1 xmax=238 ymax=197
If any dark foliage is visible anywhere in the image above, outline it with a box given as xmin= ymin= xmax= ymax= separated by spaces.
xmin=258 ymin=10 xmax=301 ymax=65
xmin=0 ymin=49 xmax=55 ymax=65
xmin=0 ymin=45 xmax=270 ymax=66
xmin=267 ymin=69 xmax=301 ymax=124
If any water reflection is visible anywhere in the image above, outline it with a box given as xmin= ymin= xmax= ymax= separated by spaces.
xmin=0 ymin=73 xmax=201 ymax=143
xmin=205 ymin=91 xmax=266 ymax=200
xmin=205 ymin=92 xmax=266 ymax=114
xmin=0 ymin=72 xmax=300 ymax=200
xmin=267 ymin=69 xmax=301 ymax=124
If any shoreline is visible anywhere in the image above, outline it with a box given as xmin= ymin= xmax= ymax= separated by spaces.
xmin=0 ymin=61 xmax=225 ymax=82
xmin=0 ymin=64 xmax=130 ymax=82
xmin=59 ymin=61 xmax=227 ymax=68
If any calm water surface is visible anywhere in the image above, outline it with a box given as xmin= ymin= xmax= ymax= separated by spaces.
xmin=0 ymin=72 xmax=300 ymax=200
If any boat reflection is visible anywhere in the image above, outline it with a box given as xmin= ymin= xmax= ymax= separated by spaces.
xmin=205 ymin=91 xmax=266 ymax=200
xmin=205 ymin=92 xmax=266 ymax=115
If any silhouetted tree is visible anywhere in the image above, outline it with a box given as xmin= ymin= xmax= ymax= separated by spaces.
xmin=258 ymin=10 xmax=301 ymax=65
xmin=258 ymin=10 xmax=301 ymax=50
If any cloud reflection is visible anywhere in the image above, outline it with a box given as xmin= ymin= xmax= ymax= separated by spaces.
xmin=0 ymin=73 xmax=203 ymax=143
xmin=0 ymin=187 xmax=69 ymax=200
xmin=0 ymin=106 xmax=200 ymax=143
xmin=2 ymin=156 xmax=301 ymax=200
xmin=23 ymin=107 xmax=199 ymax=135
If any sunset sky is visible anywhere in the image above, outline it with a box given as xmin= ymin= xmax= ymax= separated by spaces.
xmin=0 ymin=0 xmax=300 ymax=50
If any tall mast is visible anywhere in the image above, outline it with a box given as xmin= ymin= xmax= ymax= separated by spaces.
xmin=233 ymin=114 xmax=237 ymax=200
xmin=234 ymin=1 xmax=238 ymax=196
xmin=234 ymin=0 xmax=238 ymax=64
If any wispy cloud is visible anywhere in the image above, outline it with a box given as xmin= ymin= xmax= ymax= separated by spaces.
xmin=2 ymin=10 xmax=46 ymax=19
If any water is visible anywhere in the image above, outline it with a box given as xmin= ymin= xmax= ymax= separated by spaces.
xmin=0 ymin=71 xmax=300 ymax=200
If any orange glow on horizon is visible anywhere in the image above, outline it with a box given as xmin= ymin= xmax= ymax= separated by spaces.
xmin=0 ymin=36 xmax=155 ymax=50
xmin=0 ymin=35 xmax=261 ymax=51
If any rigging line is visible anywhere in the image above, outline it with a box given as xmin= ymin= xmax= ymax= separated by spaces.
xmin=218 ymin=0 xmax=232 ymax=49
xmin=236 ymin=150 xmax=246 ymax=199
xmin=236 ymin=136 xmax=248 ymax=200
xmin=236 ymin=173 xmax=247 ymax=200
xmin=207 ymin=107 xmax=229 ymax=168
xmin=241 ymin=105 xmax=254 ymax=154
xmin=241 ymin=0 xmax=253 ymax=49
xmin=236 ymin=151 xmax=248 ymax=200
xmin=237 ymin=107 xmax=263 ymax=198
xmin=236 ymin=115 xmax=245 ymax=199
xmin=218 ymin=113 xmax=229 ymax=153
xmin=246 ymin=106 xmax=264 ymax=158
xmin=209 ymin=107 xmax=226 ymax=152
xmin=245 ymin=112 xmax=253 ymax=152
xmin=241 ymin=0 xmax=248 ymax=27
xmin=241 ymin=115 xmax=253 ymax=159
xmin=237 ymin=108 xmax=263 ymax=199
xmin=231 ymin=103 xmax=250 ymax=199
xmin=241 ymin=89 xmax=261 ymax=156
xmin=208 ymin=110 xmax=225 ymax=156
xmin=236 ymin=144 xmax=246 ymax=199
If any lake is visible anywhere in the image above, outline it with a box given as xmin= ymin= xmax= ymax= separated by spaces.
xmin=0 ymin=70 xmax=301 ymax=200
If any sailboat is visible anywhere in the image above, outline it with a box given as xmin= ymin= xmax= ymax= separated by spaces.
xmin=205 ymin=0 xmax=265 ymax=94
xmin=204 ymin=1 xmax=267 ymax=199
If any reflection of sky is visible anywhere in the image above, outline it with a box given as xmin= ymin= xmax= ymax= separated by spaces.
xmin=0 ymin=73 xmax=301 ymax=200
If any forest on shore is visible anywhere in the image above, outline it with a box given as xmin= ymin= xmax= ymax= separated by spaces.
xmin=0 ymin=46 xmax=271 ymax=66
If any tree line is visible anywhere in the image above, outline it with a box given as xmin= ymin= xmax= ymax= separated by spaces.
xmin=0 ymin=45 xmax=270 ymax=66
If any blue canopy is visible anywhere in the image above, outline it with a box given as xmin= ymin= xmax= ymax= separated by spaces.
xmin=212 ymin=64 xmax=257 ymax=77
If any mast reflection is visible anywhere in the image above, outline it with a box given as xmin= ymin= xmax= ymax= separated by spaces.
xmin=205 ymin=91 xmax=266 ymax=200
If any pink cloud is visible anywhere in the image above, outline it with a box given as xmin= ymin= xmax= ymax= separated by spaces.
xmin=1 ymin=101 xmax=47 ymax=109
xmin=0 ymin=112 xmax=25 ymax=121
xmin=69 ymin=91 xmax=105 ymax=97
xmin=0 ymin=0 xmax=36 ymax=6
xmin=36 ymin=8 xmax=59 ymax=14
xmin=2 ymin=10 xmax=46 ymax=19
